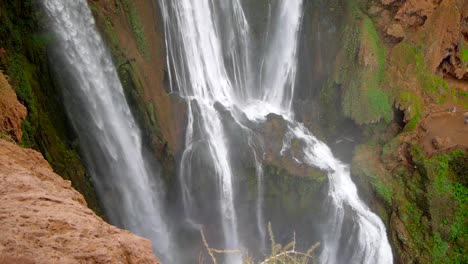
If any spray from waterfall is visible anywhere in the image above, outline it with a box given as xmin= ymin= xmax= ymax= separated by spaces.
xmin=281 ymin=123 xmax=393 ymax=264
xmin=42 ymin=0 xmax=172 ymax=261
xmin=161 ymin=0 xmax=393 ymax=263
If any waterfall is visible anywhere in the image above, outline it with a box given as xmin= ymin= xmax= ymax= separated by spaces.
xmin=42 ymin=0 xmax=172 ymax=261
xmin=282 ymin=124 xmax=393 ymax=263
xmin=162 ymin=0 xmax=393 ymax=263
xmin=159 ymin=1 xmax=249 ymax=262
xmin=42 ymin=0 xmax=394 ymax=262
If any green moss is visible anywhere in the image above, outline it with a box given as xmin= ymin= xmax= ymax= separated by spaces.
xmin=119 ymin=0 xmax=149 ymax=59
xmin=337 ymin=7 xmax=391 ymax=125
xmin=428 ymin=154 xmax=451 ymax=195
xmin=391 ymin=43 xmax=447 ymax=97
xmin=0 ymin=132 xmax=14 ymax=142
xmin=407 ymin=149 xmax=468 ymax=263
xmin=455 ymin=90 xmax=468 ymax=108
xmin=354 ymin=142 xmax=468 ymax=263
xmin=398 ymin=91 xmax=423 ymax=132
xmin=461 ymin=42 xmax=468 ymax=63
xmin=318 ymin=81 xmax=346 ymax=140
xmin=374 ymin=179 xmax=393 ymax=204
xmin=381 ymin=136 xmax=400 ymax=161
xmin=353 ymin=144 xmax=395 ymax=206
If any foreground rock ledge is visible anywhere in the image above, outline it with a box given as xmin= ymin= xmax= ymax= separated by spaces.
xmin=0 ymin=139 xmax=160 ymax=264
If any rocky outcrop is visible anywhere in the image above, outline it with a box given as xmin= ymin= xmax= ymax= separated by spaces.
xmin=0 ymin=139 xmax=160 ymax=264
xmin=259 ymin=114 xmax=327 ymax=180
xmin=379 ymin=0 xmax=468 ymax=80
xmin=0 ymin=71 xmax=26 ymax=142
xmin=89 ymin=0 xmax=188 ymax=175
xmin=334 ymin=1 xmax=468 ymax=263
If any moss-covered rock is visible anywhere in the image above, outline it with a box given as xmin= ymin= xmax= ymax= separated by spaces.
xmin=89 ymin=0 xmax=188 ymax=186
xmin=334 ymin=3 xmax=391 ymax=125
xmin=353 ymin=140 xmax=467 ymax=263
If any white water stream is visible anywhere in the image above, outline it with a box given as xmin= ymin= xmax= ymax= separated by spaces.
xmin=42 ymin=0 xmax=393 ymax=262
xmin=161 ymin=0 xmax=393 ymax=263
xmin=42 ymin=0 xmax=172 ymax=261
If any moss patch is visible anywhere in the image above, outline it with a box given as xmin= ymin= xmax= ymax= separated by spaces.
xmin=335 ymin=6 xmax=391 ymax=125
xmin=460 ymin=42 xmax=468 ymax=63
xmin=118 ymin=0 xmax=149 ymax=59
xmin=354 ymin=139 xmax=467 ymax=263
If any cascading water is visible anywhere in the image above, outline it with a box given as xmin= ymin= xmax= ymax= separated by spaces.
xmin=159 ymin=2 xmax=248 ymax=262
xmin=42 ymin=0 xmax=172 ymax=261
xmin=282 ymin=123 xmax=393 ymax=263
xmin=161 ymin=0 xmax=393 ymax=263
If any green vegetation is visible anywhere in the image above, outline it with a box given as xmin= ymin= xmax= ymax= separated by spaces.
xmin=374 ymin=179 xmax=393 ymax=205
xmin=119 ymin=0 xmax=149 ymax=59
xmin=391 ymin=43 xmax=448 ymax=96
xmin=336 ymin=6 xmax=391 ymax=125
xmin=326 ymin=1 xmax=467 ymax=262
xmin=353 ymin=140 xmax=467 ymax=263
xmin=400 ymin=147 xmax=468 ymax=263
xmin=398 ymin=91 xmax=423 ymax=132
xmin=353 ymin=151 xmax=394 ymax=206
xmin=461 ymin=42 xmax=468 ymax=63
xmin=387 ymin=42 xmax=453 ymax=131
xmin=0 ymin=132 xmax=14 ymax=142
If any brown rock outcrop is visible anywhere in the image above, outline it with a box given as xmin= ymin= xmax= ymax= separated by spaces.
xmin=377 ymin=0 xmax=468 ymax=79
xmin=395 ymin=0 xmax=440 ymax=28
xmin=0 ymin=139 xmax=160 ymax=264
xmin=0 ymin=71 xmax=27 ymax=142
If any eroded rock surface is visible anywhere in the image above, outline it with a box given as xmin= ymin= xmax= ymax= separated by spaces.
xmin=0 ymin=71 xmax=27 ymax=142
xmin=0 ymin=139 xmax=160 ymax=264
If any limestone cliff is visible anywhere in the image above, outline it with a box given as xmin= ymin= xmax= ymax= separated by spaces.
xmin=0 ymin=71 xmax=26 ymax=142
xmin=0 ymin=139 xmax=160 ymax=264
xmin=321 ymin=0 xmax=468 ymax=263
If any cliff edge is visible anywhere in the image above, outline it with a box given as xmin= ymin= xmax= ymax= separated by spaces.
xmin=0 ymin=138 xmax=160 ymax=264
xmin=0 ymin=71 xmax=26 ymax=142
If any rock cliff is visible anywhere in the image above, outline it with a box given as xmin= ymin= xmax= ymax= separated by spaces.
xmin=0 ymin=71 xmax=26 ymax=142
xmin=0 ymin=139 xmax=160 ymax=264
xmin=0 ymin=60 xmax=159 ymax=264
xmin=326 ymin=0 xmax=468 ymax=263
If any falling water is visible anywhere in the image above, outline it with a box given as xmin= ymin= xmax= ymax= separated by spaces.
xmin=159 ymin=1 xmax=246 ymax=262
xmin=282 ymin=124 xmax=393 ymax=264
xmin=162 ymin=0 xmax=393 ymax=263
xmin=42 ymin=0 xmax=172 ymax=261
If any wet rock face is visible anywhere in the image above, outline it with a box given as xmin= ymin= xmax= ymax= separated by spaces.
xmin=0 ymin=139 xmax=160 ymax=264
xmin=0 ymin=71 xmax=27 ymax=142
xmin=258 ymin=114 xmax=327 ymax=180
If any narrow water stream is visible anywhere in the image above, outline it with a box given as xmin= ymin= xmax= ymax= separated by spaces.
xmin=42 ymin=0 xmax=172 ymax=261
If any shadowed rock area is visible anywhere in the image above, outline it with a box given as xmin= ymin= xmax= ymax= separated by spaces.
xmin=0 ymin=139 xmax=160 ymax=264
